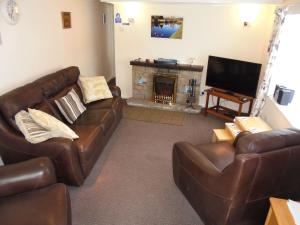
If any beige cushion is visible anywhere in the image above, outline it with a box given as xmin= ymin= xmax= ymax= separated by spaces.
xmin=28 ymin=108 xmax=79 ymax=140
xmin=78 ymin=76 xmax=113 ymax=104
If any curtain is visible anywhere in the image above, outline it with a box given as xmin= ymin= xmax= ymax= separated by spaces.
xmin=251 ymin=7 xmax=288 ymax=116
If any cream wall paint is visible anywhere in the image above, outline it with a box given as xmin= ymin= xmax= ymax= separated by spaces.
xmin=114 ymin=2 xmax=276 ymax=108
xmin=0 ymin=0 xmax=103 ymax=94
xmin=260 ymin=97 xmax=292 ymax=129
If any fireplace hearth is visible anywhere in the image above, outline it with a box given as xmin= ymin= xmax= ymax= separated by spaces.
xmin=153 ymin=74 xmax=177 ymax=104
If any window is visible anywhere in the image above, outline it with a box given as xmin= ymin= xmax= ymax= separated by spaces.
xmin=268 ymin=13 xmax=300 ymax=128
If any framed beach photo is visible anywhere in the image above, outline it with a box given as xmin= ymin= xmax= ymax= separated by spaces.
xmin=151 ymin=15 xmax=183 ymax=39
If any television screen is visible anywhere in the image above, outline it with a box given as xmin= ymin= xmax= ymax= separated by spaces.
xmin=206 ymin=56 xmax=262 ymax=97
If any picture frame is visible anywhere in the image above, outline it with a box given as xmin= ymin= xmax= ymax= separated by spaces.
xmin=151 ymin=15 xmax=183 ymax=39
xmin=61 ymin=12 xmax=71 ymax=29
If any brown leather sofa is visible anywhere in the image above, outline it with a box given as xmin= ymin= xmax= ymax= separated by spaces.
xmin=173 ymin=128 xmax=300 ymax=225
xmin=0 ymin=157 xmax=71 ymax=225
xmin=0 ymin=67 xmax=123 ymax=186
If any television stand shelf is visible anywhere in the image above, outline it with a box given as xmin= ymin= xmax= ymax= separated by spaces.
xmin=204 ymin=88 xmax=254 ymax=121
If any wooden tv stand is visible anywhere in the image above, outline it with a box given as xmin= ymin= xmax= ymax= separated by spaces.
xmin=204 ymin=88 xmax=254 ymax=121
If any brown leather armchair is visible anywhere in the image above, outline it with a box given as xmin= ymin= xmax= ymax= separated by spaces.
xmin=0 ymin=157 xmax=71 ymax=225
xmin=173 ymin=128 xmax=300 ymax=225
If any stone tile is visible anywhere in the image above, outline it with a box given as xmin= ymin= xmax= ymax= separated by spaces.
xmin=127 ymin=98 xmax=201 ymax=114
xmin=131 ymin=64 xmax=202 ymax=107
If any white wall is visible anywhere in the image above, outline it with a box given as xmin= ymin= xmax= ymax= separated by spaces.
xmin=260 ymin=97 xmax=292 ymax=129
xmin=0 ymin=0 xmax=103 ymax=94
xmin=114 ymin=2 xmax=276 ymax=107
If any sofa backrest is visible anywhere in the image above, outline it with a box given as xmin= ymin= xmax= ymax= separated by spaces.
xmin=35 ymin=66 xmax=80 ymax=98
xmin=236 ymin=128 xmax=300 ymax=154
xmin=0 ymin=66 xmax=81 ymax=129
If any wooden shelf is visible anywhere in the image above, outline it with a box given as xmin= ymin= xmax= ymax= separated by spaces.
xmin=130 ymin=60 xmax=204 ymax=72
xmin=204 ymin=88 xmax=254 ymax=121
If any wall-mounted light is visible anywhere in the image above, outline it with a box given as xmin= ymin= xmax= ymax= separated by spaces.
xmin=239 ymin=4 xmax=261 ymax=27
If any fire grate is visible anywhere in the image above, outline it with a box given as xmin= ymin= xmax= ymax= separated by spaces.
xmin=153 ymin=74 xmax=178 ymax=105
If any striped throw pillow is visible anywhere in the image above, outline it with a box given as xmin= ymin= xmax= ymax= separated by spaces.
xmin=15 ymin=110 xmax=53 ymax=144
xmin=55 ymin=89 xmax=86 ymax=124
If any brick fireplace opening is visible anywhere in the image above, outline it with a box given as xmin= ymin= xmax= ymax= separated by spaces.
xmin=153 ymin=74 xmax=178 ymax=104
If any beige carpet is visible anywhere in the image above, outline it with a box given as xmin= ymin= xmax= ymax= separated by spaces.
xmin=123 ymin=106 xmax=186 ymax=126
xmin=70 ymin=114 xmax=224 ymax=225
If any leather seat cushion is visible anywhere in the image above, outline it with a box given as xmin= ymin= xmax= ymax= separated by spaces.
xmin=86 ymin=97 xmax=120 ymax=110
xmin=195 ymin=141 xmax=235 ymax=171
xmin=72 ymin=124 xmax=104 ymax=164
xmin=74 ymin=108 xmax=115 ymax=134
xmin=0 ymin=183 xmax=70 ymax=225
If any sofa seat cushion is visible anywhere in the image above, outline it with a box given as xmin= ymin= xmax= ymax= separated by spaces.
xmin=86 ymin=97 xmax=120 ymax=110
xmin=71 ymin=124 xmax=103 ymax=164
xmin=73 ymin=108 xmax=115 ymax=134
xmin=0 ymin=183 xmax=70 ymax=225
xmin=195 ymin=141 xmax=235 ymax=171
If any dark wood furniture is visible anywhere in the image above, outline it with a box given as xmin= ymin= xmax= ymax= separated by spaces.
xmin=204 ymin=88 xmax=254 ymax=121
xmin=130 ymin=60 xmax=203 ymax=72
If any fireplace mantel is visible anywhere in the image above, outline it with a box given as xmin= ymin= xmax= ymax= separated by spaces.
xmin=130 ymin=60 xmax=203 ymax=72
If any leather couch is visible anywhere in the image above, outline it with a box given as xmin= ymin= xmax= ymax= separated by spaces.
xmin=173 ymin=128 xmax=300 ymax=225
xmin=0 ymin=157 xmax=71 ymax=225
xmin=0 ymin=67 xmax=123 ymax=186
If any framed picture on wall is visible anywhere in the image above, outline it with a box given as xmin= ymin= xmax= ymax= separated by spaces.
xmin=151 ymin=15 xmax=183 ymax=39
xmin=61 ymin=12 xmax=72 ymax=29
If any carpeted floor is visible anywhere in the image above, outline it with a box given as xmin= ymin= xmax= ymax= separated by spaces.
xmin=70 ymin=112 xmax=224 ymax=225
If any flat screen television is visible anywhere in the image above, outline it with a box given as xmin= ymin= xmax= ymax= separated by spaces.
xmin=206 ymin=56 xmax=262 ymax=98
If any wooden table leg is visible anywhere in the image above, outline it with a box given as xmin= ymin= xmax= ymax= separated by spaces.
xmin=238 ymin=103 xmax=243 ymax=116
xmin=204 ymin=92 xmax=210 ymax=116
xmin=216 ymin=97 xmax=220 ymax=112
xmin=248 ymin=99 xmax=254 ymax=115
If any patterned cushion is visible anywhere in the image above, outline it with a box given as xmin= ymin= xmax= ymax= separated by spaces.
xmin=78 ymin=76 xmax=113 ymax=104
xmin=15 ymin=110 xmax=74 ymax=144
xmin=54 ymin=89 xmax=86 ymax=124
xmin=28 ymin=108 xmax=78 ymax=140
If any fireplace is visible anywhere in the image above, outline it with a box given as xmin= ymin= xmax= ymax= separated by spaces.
xmin=153 ymin=74 xmax=178 ymax=104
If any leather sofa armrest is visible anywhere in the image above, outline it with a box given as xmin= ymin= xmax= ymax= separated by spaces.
xmin=173 ymin=142 xmax=221 ymax=176
xmin=173 ymin=141 xmax=259 ymax=199
xmin=0 ymin=115 xmax=84 ymax=186
xmin=109 ymin=85 xmax=121 ymax=97
xmin=0 ymin=157 xmax=57 ymax=197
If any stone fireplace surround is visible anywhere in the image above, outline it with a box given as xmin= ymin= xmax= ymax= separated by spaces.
xmin=129 ymin=60 xmax=203 ymax=113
